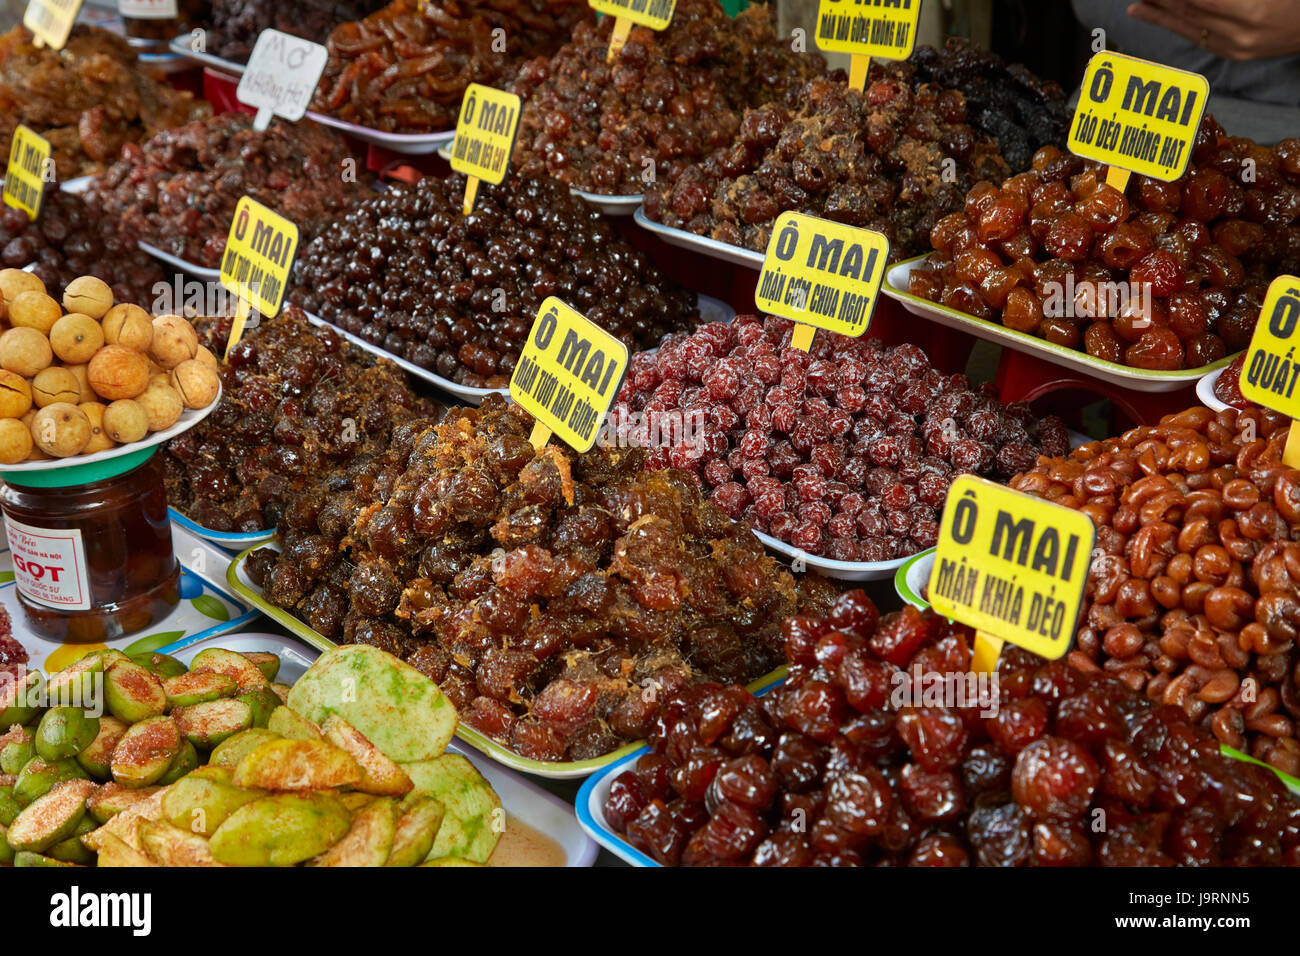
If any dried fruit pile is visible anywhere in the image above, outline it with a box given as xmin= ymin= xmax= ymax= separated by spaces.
xmin=163 ymin=309 xmax=439 ymax=534
xmin=0 ymin=26 xmax=209 ymax=179
xmin=615 ymin=315 xmax=1069 ymax=562
xmin=604 ymin=591 xmax=1300 ymax=865
xmin=244 ymin=395 xmax=841 ymax=763
xmin=311 ymin=0 xmax=592 ymax=133
xmin=292 ymin=174 xmax=699 ymax=388
xmin=203 ymin=0 xmax=390 ymax=63
xmin=907 ymin=120 xmax=1300 ymax=370
xmin=1012 ymin=405 xmax=1300 ymax=776
xmin=511 ymin=0 xmax=825 ymax=196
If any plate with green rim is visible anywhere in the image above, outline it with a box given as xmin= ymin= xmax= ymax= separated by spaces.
xmin=883 ymin=255 xmax=1237 ymax=393
xmin=894 ymin=547 xmax=935 ymax=611
xmin=227 ymin=542 xmax=787 ymax=780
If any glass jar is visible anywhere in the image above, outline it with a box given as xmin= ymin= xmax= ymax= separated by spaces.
xmin=119 ymin=0 xmax=208 ymax=55
xmin=0 ymin=449 xmax=180 ymax=643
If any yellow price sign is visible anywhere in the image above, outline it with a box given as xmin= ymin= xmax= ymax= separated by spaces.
xmin=451 ymin=83 xmax=521 ymax=215
xmin=3 ymin=125 xmax=52 ymax=221
xmin=1238 ymin=275 xmax=1300 ymax=466
xmin=24 ymin=0 xmax=84 ymax=49
xmin=510 ymin=297 xmax=629 ymax=454
xmin=815 ymin=0 xmax=920 ymax=90
xmin=1069 ymin=51 xmax=1207 ymax=190
xmin=928 ymin=475 xmax=1095 ymax=666
xmin=590 ymin=0 xmax=676 ymax=60
xmin=755 ymin=211 xmax=889 ymax=353
xmin=219 ymin=197 xmax=299 ymax=354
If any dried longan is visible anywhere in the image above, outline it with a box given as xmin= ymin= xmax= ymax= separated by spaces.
xmin=0 ymin=370 xmax=32 ymax=418
xmin=19 ymin=408 xmax=46 ymax=460
xmin=149 ymin=315 xmax=199 ymax=370
xmin=136 ymin=384 xmax=182 ymax=432
xmin=31 ymin=367 xmax=81 ymax=408
xmin=50 ymin=313 xmax=104 ymax=364
xmin=64 ymin=364 xmax=95 ymax=403
xmin=79 ymin=402 xmax=113 ymax=454
xmin=8 ymin=291 xmax=62 ymax=335
xmin=0 ymin=417 xmax=32 ymax=464
xmin=62 ymin=276 xmax=114 ymax=320
xmin=195 ymin=345 xmax=218 ymax=368
xmin=102 ymin=399 xmax=148 ymax=443
xmin=170 ymin=359 xmax=220 ymax=409
xmin=0 ymin=270 xmax=44 ymax=319
xmin=102 ymin=304 xmax=153 ymax=351
xmin=0 ymin=327 xmax=53 ymax=378
xmin=31 ymin=403 xmax=91 ymax=458
xmin=88 ymin=345 xmax=149 ymax=400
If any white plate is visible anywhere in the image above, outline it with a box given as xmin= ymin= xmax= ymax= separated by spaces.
xmin=633 ymin=207 xmax=764 ymax=269
xmin=570 ymin=189 xmax=643 ymax=217
xmin=138 ymin=241 xmax=221 ymax=280
xmin=306 ymin=111 xmax=455 ymax=155
xmin=754 ymin=529 xmax=906 ymax=582
xmin=167 ymin=35 xmax=246 ymax=74
xmin=168 ymin=508 xmax=275 ymax=552
xmin=60 ymin=176 xmax=94 ymax=194
xmin=156 ymin=631 xmax=600 ymax=866
xmin=1198 ymin=366 xmax=1231 ymax=413
xmin=894 ymin=547 xmax=935 ymax=610
xmin=0 ymin=384 xmax=219 ymax=476
xmin=883 ymin=256 xmax=1236 ymax=394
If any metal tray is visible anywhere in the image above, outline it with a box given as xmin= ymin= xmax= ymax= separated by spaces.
xmin=138 ymin=241 xmax=221 ymax=280
xmin=633 ymin=207 xmax=764 ymax=269
xmin=883 ymin=255 xmax=1236 ymax=394
xmin=167 ymin=35 xmax=247 ymax=75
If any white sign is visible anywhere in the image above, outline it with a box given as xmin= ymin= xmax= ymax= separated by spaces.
xmin=5 ymin=517 xmax=90 ymax=611
xmin=236 ymin=29 xmax=328 ymax=131
xmin=118 ymin=0 xmax=178 ymax=18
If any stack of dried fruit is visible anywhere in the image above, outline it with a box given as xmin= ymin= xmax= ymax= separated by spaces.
xmin=1012 ymin=405 xmax=1300 ymax=776
xmin=202 ymin=0 xmax=390 ymax=63
xmin=907 ymin=119 xmax=1300 ymax=370
xmin=615 ymin=315 xmax=1069 ymax=561
xmin=604 ymin=591 xmax=1300 ymax=866
xmin=0 ymin=272 xmax=219 ymax=464
xmin=244 ymin=395 xmax=841 ymax=763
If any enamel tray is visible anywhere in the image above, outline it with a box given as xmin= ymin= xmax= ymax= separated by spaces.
xmin=883 ymin=255 xmax=1236 ymax=394
xmin=226 ymin=541 xmax=785 ymax=781
xmin=138 ymin=241 xmax=221 ymax=281
xmin=167 ymin=508 xmax=275 ymax=552
xmin=434 ymin=143 xmax=642 ymax=215
xmin=755 ymin=530 xmax=906 ymax=582
xmin=633 ymin=207 xmax=764 ymax=269
xmin=166 ymin=35 xmax=248 ymax=75
xmin=894 ymin=547 xmax=935 ymax=611
xmin=1197 ymin=366 xmax=1233 ymax=413
xmin=155 ymin=630 xmax=599 ymax=865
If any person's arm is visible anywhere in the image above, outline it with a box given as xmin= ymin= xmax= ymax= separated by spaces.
xmin=1127 ymin=0 xmax=1300 ymax=60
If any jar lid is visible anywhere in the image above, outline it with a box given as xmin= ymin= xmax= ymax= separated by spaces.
xmin=1 ymin=448 xmax=155 ymax=488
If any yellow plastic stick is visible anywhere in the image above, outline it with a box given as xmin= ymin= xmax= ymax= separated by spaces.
xmin=225 ymin=296 xmax=252 ymax=362
xmin=971 ymin=631 xmax=1004 ymax=674
xmin=1104 ymin=166 xmax=1132 ymax=192
xmin=1285 ymin=420 xmax=1300 ymax=468
xmin=791 ymin=324 xmax=816 ymax=353
xmin=849 ymin=54 xmax=871 ymax=93
xmin=462 ymin=176 xmax=480 ymax=216
xmin=528 ymin=422 xmax=552 ymax=452
xmin=607 ymin=16 xmax=633 ymax=62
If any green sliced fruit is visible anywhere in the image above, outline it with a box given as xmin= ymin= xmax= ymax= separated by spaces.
xmin=340 ymin=792 xmax=377 ymax=812
xmin=86 ymin=782 xmax=162 ymax=824
xmin=163 ymin=671 xmax=236 ymax=710
xmin=45 ymin=815 xmax=97 ymax=864
xmin=104 ymin=661 xmax=166 ymax=723
xmin=93 ymin=831 xmax=157 ymax=867
xmin=6 ymin=778 xmax=96 ymax=851
xmin=14 ymin=757 xmax=89 ymax=806
xmin=129 ymin=652 xmax=187 ymax=680
xmin=208 ymin=728 xmax=281 ymax=770
xmin=75 ymin=715 xmax=129 ymax=780
xmin=386 ymin=796 xmax=445 ymax=867
xmin=238 ymin=686 xmax=280 ymax=729
xmin=172 ymin=699 xmax=252 ymax=749
xmin=157 ymin=739 xmax=199 ymax=785
xmin=208 ymin=792 xmax=351 ymax=867
xmin=161 ymin=767 xmax=264 ymax=838
xmin=15 ymin=850 xmax=77 ymax=866
xmin=0 ymin=726 xmax=34 ymax=775
xmin=0 ymin=669 xmax=44 ymax=726
xmin=0 ymin=821 xmax=11 ymax=864
xmin=96 ymin=650 xmax=131 ymax=667
xmin=266 ymin=706 xmax=321 ymax=741
xmin=404 ymin=754 xmax=503 ymax=864
xmin=0 ymin=784 xmax=19 ymax=825
xmin=311 ymin=797 xmax=397 ymax=867
xmin=138 ymin=818 xmax=223 ymax=866
xmin=233 ymin=739 xmax=362 ymax=791
xmin=35 ymin=707 xmax=100 ymax=761
xmin=288 ymin=645 xmax=456 ymax=763
xmin=110 ymin=716 xmax=181 ymax=788
xmin=44 ymin=653 xmax=104 ymax=709
xmin=243 ymin=652 xmax=280 ymax=682
xmin=322 ymin=715 xmax=413 ymax=797
xmin=80 ymin=786 xmax=167 ymax=853
xmin=270 ymin=683 xmax=291 ymax=705
xmin=188 ymin=649 xmax=267 ymax=692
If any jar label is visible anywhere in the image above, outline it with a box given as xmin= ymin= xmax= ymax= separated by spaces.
xmin=5 ymin=518 xmax=91 ymax=612
xmin=118 ymin=0 xmax=178 ymax=18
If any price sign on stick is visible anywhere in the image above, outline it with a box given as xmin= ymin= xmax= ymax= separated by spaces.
xmin=814 ymin=0 xmax=921 ymax=92
xmin=590 ymin=0 xmax=677 ymax=62
xmin=219 ymin=197 xmax=299 ymax=358
xmin=3 ymin=126 xmax=52 ymax=221
xmin=928 ymin=476 xmax=1096 ymax=673
xmin=450 ymin=84 xmax=522 ymax=216
xmin=511 ymin=297 xmax=629 ymax=453
xmin=24 ymin=0 xmax=84 ymax=50
xmin=755 ymin=211 xmax=889 ymax=354
xmin=1237 ymin=275 xmax=1300 ymax=466
xmin=1068 ymin=51 xmax=1208 ymax=194
xmin=237 ymin=29 xmax=328 ymax=132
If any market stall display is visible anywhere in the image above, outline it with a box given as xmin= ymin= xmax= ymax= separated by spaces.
xmin=200 ymin=0 xmax=390 ymax=64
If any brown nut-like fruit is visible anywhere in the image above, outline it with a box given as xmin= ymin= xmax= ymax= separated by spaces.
xmin=136 ymin=384 xmax=182 ymax=432
xmin=78 ymin=401 xmax=113 ymax=453
xmin=0 ymin=417 xmax=32 ymax=465
xmin=102 ymin=303 xmax=153 ymax=351
xmin=102 ymin=399 xmax=149 ymax=444
xmin=0 ymin=327 xmax=53 ymax=378
xmin=87 ymin=345 xmax=150 ymax=401
xmin=31 ymin=403 xmax=91 ymax=458
xmin=7 ymin=291 xmax=61 ymax=335
xmin=62 ymin=276 xmax=114 ymax=320
xmin=0 ymin=370 xmax=32 ymax=418
xmin=149 ymin=315 xmax=198 ymax=370
xmin=195 ymin=345 xmax=218 ymax=368
xmin=0 ymin=269 xmax=45 ymax=307
xmin=31 ymin=367 xmax=81 ymax=408
xmin=147 ymin=373 xmax=170 ymax=391
xmin=170 ymin=359 xmax=220 ymax=410
xmin=64 ymin=364 xmax=95 ymax=403
xmin=50 ymin=313 xmax=105 ymax=364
